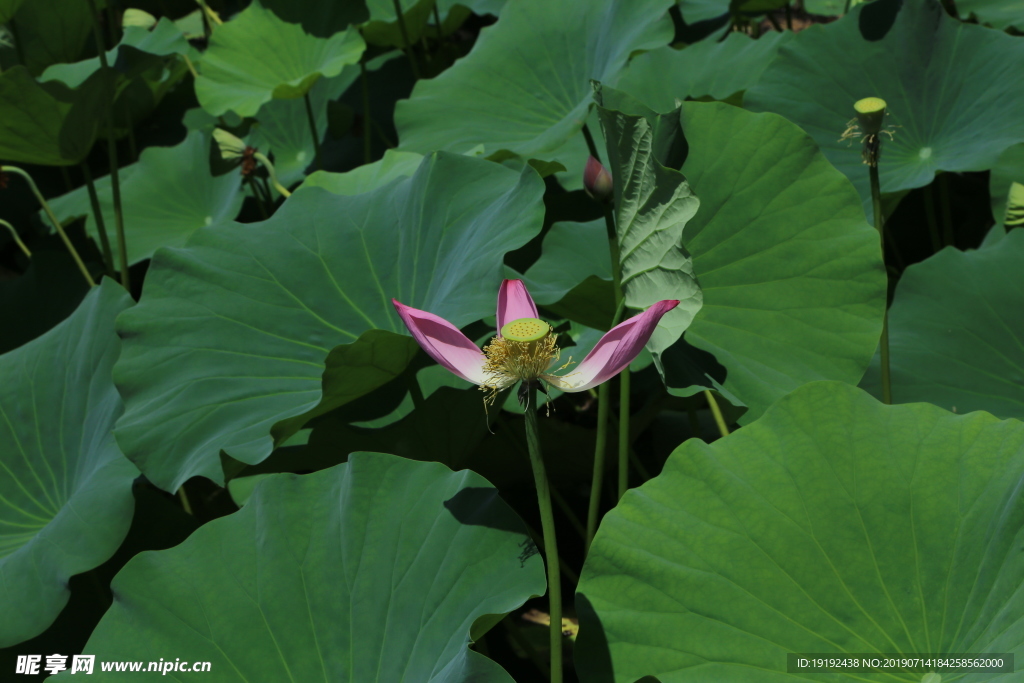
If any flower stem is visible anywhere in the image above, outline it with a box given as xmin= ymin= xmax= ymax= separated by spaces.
xmin=80 ymin=162 xmax=115 ymax=276
xmin=523 ymin=383 xmax=562 ymax=683
xmin=586 ymin=379 xmax=610 ymax=552
xmin=391 ymin=0 xmax=421 ymax=80
xmin=581 ymin=123 xmax=600 ymax=163
xmin=87 ymin=0 xmax=130 ymax=291
xmin=303 ymin=92 xmax=323 ymax=172
xmin=704 ymin=389 xmax=730 ymax=438
xmin=3 ymin=166 xmax=95 ymax=286
xmin=252 ymin=152 xmax=292 ymax=198
xmin=869 ymin=162 xmax=892 ymax=405
xmin=617 ymin=368 xmax=631 ymax=500
xmin=0 ymin=219 xmax=31 ymax=258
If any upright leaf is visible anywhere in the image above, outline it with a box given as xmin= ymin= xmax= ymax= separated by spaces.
xmin=596 ymin=89 xmax=703 ymax=358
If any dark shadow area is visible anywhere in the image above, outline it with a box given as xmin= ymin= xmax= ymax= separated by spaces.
xmin=444 ymin=487 xmax=539 ymax=545
xmin=261 ymin=0 xmax=369 ymax=38
xmin=575 ymin=593 xmax=615 ymax=683
xmin=858 ymin=0 xmax=902 ymax=41
xmin=657 ymin=334 xmax=729 ymax=394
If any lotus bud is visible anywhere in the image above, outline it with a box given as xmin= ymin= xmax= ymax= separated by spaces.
xmin=212 ymin=128 xmax=248 ymax=161
xmin=583 ymin=156 xmax=613 ymax=202
xmin=122 ymin=8 xmax=157 ymax=29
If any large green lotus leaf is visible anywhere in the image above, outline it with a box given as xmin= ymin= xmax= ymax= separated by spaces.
xmin=659 ymin=102 xmax=886 ymax=422
xmin=40 ymin=18 xmax=190 ymax=89
xmin=395 ymin=0 xmax=674 ymax=168
xmin=54 ymin=453 xmax=545 ymax=681
xmin=47 ymin=131 xmax=244 ymax=265
xmin=745 ymin=0 xmax=1024 ymax=220
xmin=10 ymin=0 xmax=103 ymax=75
xmin=194 ymin=0 xmax=366 ymax=117
xmin=113 ymin=153 xmax=545 ymax=491
xmin=576 ymin=381 xmax=1024 ymax=682
xmin=616 ymin=32 xmax=793 ymax=111
xmin=303 ymin=149 xmax=424 ymax=195
xmin=0 ymin=66 xmax=113 ymax=166
xmin=956 ymin=0 xmax=1024 ymax=30
xmin=0 ymin=279 xmax=137 ymax=647
xmin=860 ymin=230 xmax=1024 ymax=420
xmin=596 ymin=95 xmax=703 ymax=358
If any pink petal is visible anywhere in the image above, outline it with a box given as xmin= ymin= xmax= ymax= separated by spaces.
xmin=392 ymin=299 xmax=488 ymax=385
xmin=547 ymin=300 xmax=679 ymax=393
xmin=496 ymin=279 xmax=539 ymax=332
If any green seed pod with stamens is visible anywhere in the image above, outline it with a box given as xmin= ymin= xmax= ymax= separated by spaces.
xmin=854 ymin=97 xmax=887 ymax=136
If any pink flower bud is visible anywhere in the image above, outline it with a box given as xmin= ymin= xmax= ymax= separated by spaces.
xmin=583 ymin=156 xmax=613 ymax=202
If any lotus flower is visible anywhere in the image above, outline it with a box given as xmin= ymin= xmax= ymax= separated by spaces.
xmin=392 ymin=279 xmax=678 ymax=403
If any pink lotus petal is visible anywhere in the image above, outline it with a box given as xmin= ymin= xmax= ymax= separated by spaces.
xmin=392 ymin=299 xmax=488 ymax=385
xmin=496 ymin=279 xmax=539 ymax=331
xmin=547 ymin=300 xmax=679 ymax=393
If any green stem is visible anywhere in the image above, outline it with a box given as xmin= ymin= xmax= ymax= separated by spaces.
xmin=106 ymin=126 xmax=129 ymax=290
xmin=581 ymin=123 xmax=600 ymax=163
xmin=0 ymin=219 xmax=31 ymax=258
xmin=247 ymin=177 xmax=269 ymax=220
xmin=4 ymin=166 xmax=95 ymax=286
xmin=360 ymin=60 xmax=372 ymax=165
xmin=252 ymin=152 xmax=292 ymax=198
xmin=81 ymin=162 xmax=115 ymax=276
xmin=303 ymin=92 xmax=323 ymax=172
xmin=523 ymin=383 xmax=562 ymax=683
xmin=869 ymin=162 xmax=892 ymax=405
xmin=88 ymin=0 xmax=129 ymax=290
xmin=586 ymin=380 xmax=610 ymax=551
xmin=391 ymin=0 xmax=421 ymax=79
xmin=939 ymin=173 xmax=955 ymax=247
xmin=704 ymin=389 xmax=730 ymax=438
xmin=617 ymin=367 xmax=631 ymax=500
xmin=843 ymin=0 xmax=852 ymax=13
xmin=177 ymin=486 xmax=193 ymax=515
xmin=407 ymin=371 xmax=425 ymax=409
